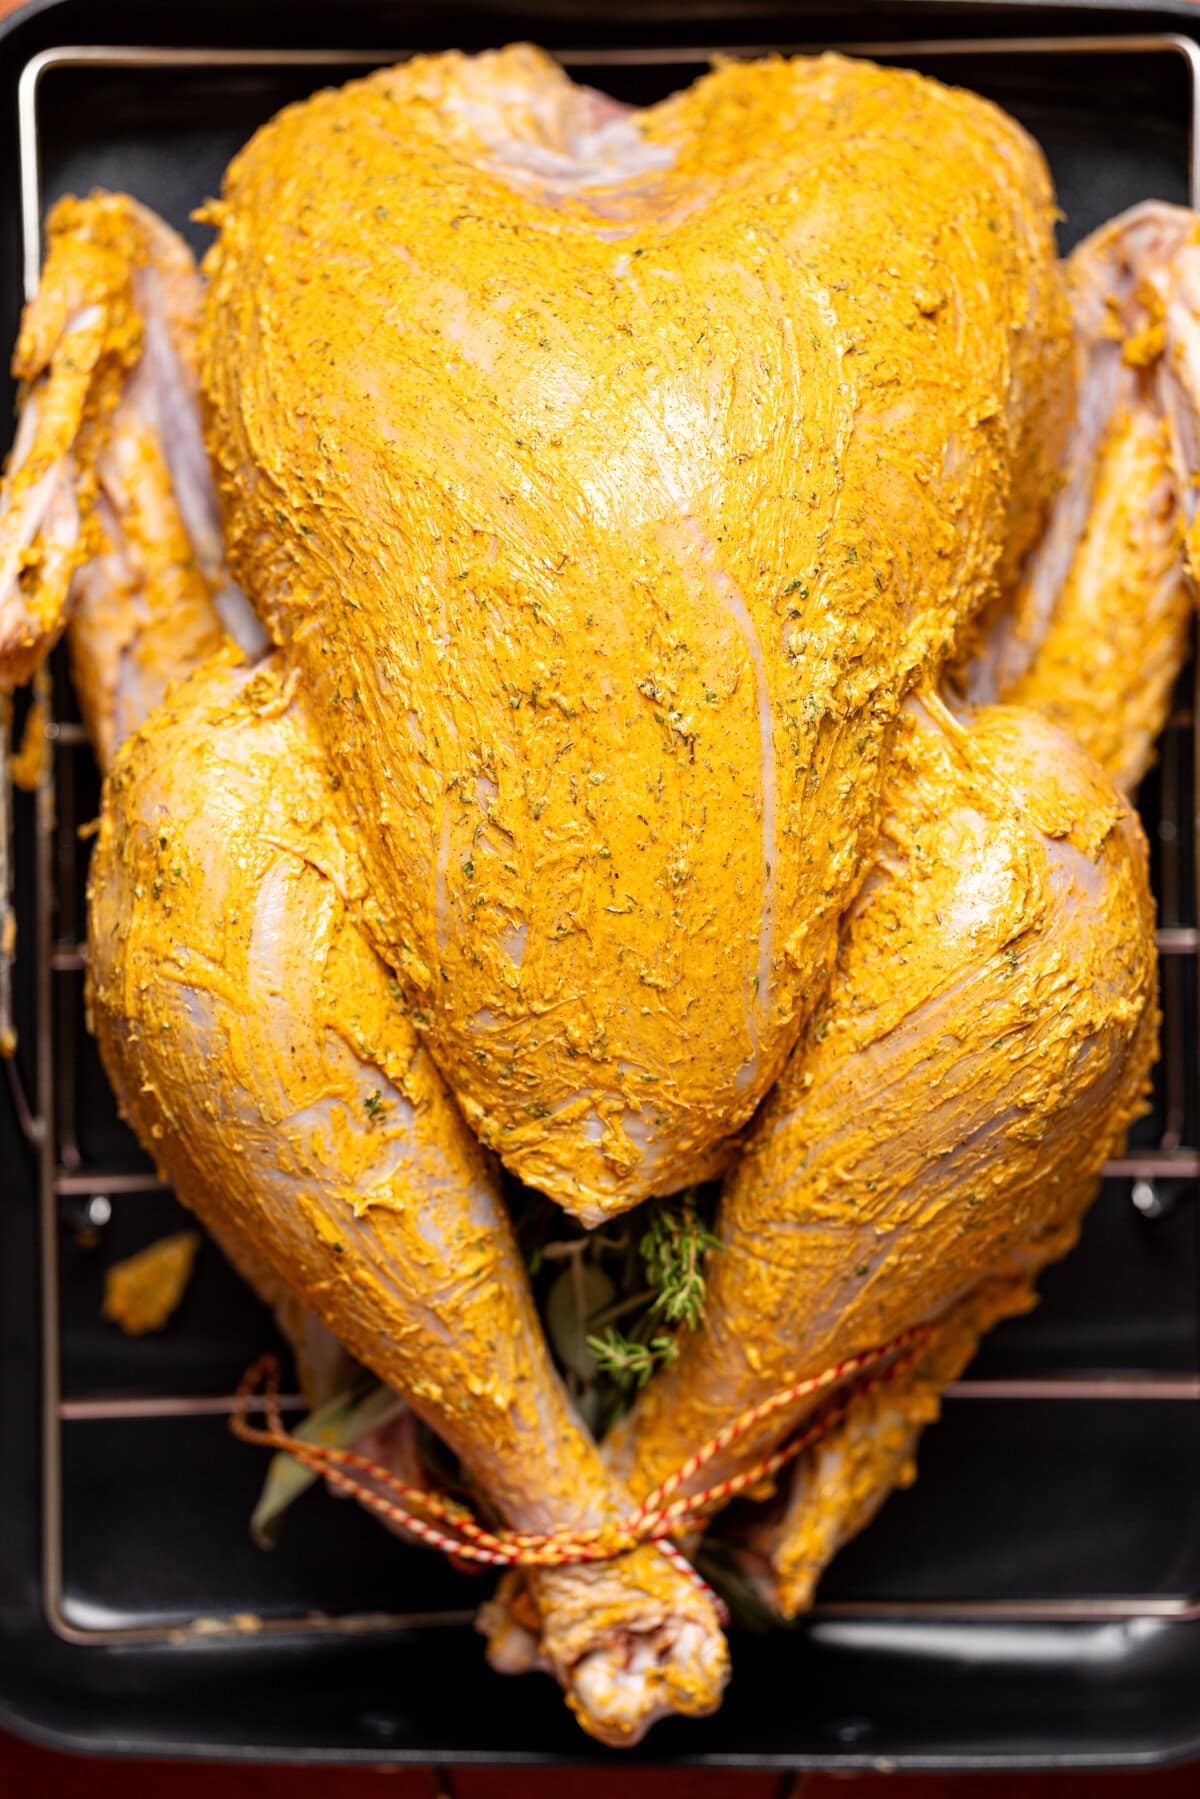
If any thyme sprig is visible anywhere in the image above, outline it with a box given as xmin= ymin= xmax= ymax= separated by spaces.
xmin=583 ymin=1189 xmax=719 ymax=1404
xmin=511 ymin=1181 xmax=721 ymax=1428
xmin=640 ymin=1196 xmax=721 ymax=1329
xmin=588 ymin=1328 xmax=680 ymax=1388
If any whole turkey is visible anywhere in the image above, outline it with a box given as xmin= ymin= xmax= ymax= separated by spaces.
xmin=0 ymin=45 xmax=1192 ymax=1747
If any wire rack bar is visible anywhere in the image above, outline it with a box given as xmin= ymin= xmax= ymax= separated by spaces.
xmin=51 ymin=1150 xmax=1200 ymax=1199
xmin=55 ymin=1374 xmax=1200 ymax=1423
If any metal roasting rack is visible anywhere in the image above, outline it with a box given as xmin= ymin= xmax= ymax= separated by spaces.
xmin=4 ymin=27 xmax=1200 ymax=1667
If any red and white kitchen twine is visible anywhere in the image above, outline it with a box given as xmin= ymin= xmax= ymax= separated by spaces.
xmin=230 ymin=1319 xmax=936 ymax=1618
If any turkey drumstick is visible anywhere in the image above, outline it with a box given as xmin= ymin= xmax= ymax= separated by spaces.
xmin=603 ymin=694 xmax=1156 ymax=1532
xmin=87 ymin=644 xmax=728 ymax=1746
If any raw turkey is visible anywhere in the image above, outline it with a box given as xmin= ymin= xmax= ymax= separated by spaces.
xmin=0 ymin=45 xmax=1190 ymax=1746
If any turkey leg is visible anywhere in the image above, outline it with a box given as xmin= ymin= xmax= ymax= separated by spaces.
xmin=87 ymin=647 xmax=727 ymax=1744
xmin=602 ymin=694 xmax=1156 ymax=1534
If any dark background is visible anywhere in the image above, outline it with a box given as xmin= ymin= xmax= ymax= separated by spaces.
xmin=3 ymin=1745 xmax=1200 ymax=1795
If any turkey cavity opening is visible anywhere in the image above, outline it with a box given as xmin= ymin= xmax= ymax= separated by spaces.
xmin=432 ymin=48 xmax=675 ymax=211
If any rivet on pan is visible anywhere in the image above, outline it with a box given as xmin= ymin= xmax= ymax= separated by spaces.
xmin=1131 ymin=1178 xmax=1168 ymax=1219
xmin=830 ymin=1715 xmax=874 ymax=1745
xmin=64 ymin=1192 xmax=112 ymax=1245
